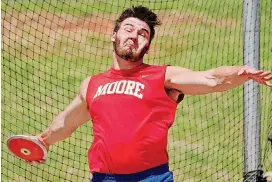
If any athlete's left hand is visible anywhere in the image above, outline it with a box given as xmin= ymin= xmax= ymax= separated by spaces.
xmin=238 ymin=66 xmax=272 ymax=87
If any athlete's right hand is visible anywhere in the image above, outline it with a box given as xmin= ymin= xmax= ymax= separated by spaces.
xmin=24 ymin=136 xmax=49 ymax=165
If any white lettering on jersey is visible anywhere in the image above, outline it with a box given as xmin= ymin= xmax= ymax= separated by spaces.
xmin=93 ymin=82 xmax=110 ymax=98
xmin=115 ymin=80 xmax=127 ymax=94
xmin=93 ymin=80 xmax=145 ymax=99
xmin=107 ymin=82 xmax=118 ymax=94
xmin=134 ymin=82 xmax=145 ymax=99
xmin=124 ymin=80 xmax=136 ymax=95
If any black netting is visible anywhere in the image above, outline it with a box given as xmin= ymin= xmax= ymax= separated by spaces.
xmin=1 ymin=0 xmax=271 ymax=181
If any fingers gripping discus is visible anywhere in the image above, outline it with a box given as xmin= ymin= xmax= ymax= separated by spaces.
xmin=7 ymin=135 xmax=47 ymax=161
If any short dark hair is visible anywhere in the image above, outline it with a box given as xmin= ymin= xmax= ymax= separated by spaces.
xmin=114 ymin=6 xmax=161 ymax=43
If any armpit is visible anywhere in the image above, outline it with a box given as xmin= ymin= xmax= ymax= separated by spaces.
xmin=165 ymin=88 xmax=184 ymax=103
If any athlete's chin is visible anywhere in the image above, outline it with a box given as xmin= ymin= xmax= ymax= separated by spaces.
xmin=115 ymin=46 xmax=144 ymax=62
xmin=122 ymin=55 xmax=139 ymax=62
xmin=120 ymin=51 xmax=139 ymax=62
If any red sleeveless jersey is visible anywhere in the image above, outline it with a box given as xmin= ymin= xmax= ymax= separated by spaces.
xmin=86 ymin=63 xmax=178 ymax=174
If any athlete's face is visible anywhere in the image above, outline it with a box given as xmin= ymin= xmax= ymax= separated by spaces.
xmin=112 ymin=17 xmax=151 ymax=62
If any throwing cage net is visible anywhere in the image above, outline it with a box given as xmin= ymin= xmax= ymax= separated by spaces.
xmin=2 ymin=0 xmax=271 ymax=181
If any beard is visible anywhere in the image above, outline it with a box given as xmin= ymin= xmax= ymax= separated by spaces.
xmin=114 ymin=38 xmax=149 ymax=62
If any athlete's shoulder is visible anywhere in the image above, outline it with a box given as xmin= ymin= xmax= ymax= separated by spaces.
xmin=78 ymin=70 xmax=109 ymax=101
xmin=165 ymin=66 xmax=192 ymax=81
xmin=142 ymin=63 xmax=166 ymax=70
xmin=81 ymin=76 xmax=92 ymax=88
xmin=79 ymin=76 xmax=92 ymax=101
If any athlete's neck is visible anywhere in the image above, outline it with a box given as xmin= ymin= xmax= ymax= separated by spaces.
xmin=112 ymin=51 xmax=143 ymax=70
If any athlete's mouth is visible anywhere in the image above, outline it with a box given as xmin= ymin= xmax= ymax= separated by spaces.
xmin=125 ymin=40 xmax=137 ymax=49
xmin=126 ymin=44 xmax=135 ymax=48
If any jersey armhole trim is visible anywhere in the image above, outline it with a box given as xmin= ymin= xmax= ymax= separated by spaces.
xmin=161 ymin=65 xmax=180 ymax=105
xmin=86 ymin=76 xmax=94 ymax=109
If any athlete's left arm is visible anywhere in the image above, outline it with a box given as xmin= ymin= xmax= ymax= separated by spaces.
xmin=165 ymin=65 xmax=272 ymax=95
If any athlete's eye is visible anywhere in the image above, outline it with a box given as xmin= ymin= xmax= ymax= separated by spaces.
xmin=125 ymin=27 xmax=132 ymax=32
xmin=139 ymin=33 xmax=145 ymax=37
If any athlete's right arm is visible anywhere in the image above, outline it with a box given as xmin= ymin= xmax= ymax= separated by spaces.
xmin=37 ymin=76 xmax=92 ymax=150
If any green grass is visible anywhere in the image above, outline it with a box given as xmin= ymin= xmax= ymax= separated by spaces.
xmin=2 ymin=0 xmax=272 ymax=181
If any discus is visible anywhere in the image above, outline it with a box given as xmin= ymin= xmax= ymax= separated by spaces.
xmin=7 ymin=135 xmax=47 ymax=161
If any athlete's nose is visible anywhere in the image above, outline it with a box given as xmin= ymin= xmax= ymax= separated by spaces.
xmin=129 ymin=30 xmax=138 ymax=41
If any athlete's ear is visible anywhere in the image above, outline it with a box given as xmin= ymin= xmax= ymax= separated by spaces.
xmin=111 ymin=32 xmax=117 ymax=42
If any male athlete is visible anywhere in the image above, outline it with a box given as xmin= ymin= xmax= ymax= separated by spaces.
xmin=25 ymin=6 xmax=272 ymax=182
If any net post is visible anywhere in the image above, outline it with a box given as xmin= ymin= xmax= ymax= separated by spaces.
xmin=242 ymin=0 xmax=263 ymax=181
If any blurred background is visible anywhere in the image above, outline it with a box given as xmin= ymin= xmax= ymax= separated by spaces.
xmin=1 ymin=0 xmax=271 ymax=181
